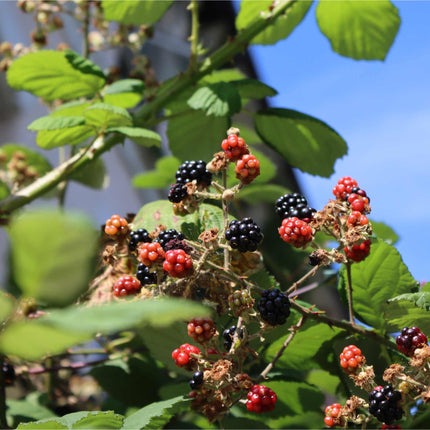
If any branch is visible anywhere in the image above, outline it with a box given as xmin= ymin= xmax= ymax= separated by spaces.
xmin=346 ymin=262 xmax=355 ymax=324
xmin=188 ymin=0 xmax=199 ymax=72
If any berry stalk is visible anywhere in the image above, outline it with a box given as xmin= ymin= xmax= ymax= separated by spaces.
xmin=346 ymin=262 xmax=355 ymax=325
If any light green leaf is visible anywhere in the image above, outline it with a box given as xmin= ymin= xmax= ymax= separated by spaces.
xmin=107 ymin=127 xmax=161 ymax=147
xmin=102 ymin=0 xmax=174 ymax=25
xmin=9 ymin=210 xmax=98 ymax=307
xmin=51 ymin=101 xmax=94 ymax=117
xmin=0 ymin=292 xmax=15 ymax=324
xmin=132 ymin=156 xmax=180 ymax=189
xmin=231 ymin=79 xmax=277 ymax=99
xmin=338 ymin=240 xmax=418 ymax=333
xmin=104 ymin=93 xmax=142 ymax=109
xmin=370 ymin=220 xmax=399 ymax=245
xmin=187 ymin=82 xmax=241 ymax=117
xmin=316 ymin=0 xmax=400 ymax=60
xmin=70 ymin=158 xmax=108 ymax=189
xmin=385 ymin=300 xmax=430 ymax=334
xmin=84 ymin=103 xmax=132 ymax=128
xmin=28 ymin=116 xmax=85 ymax=131
xmin=202 ymin=69 xmax=246 ymax=84
xmin=0 ymin=181 xmax=10 ymax=200
xmin=236 ymin=1 xmax=312 ymax=45
xmin=388 ymin=292 xmax=430 ymax=311
xmin=122 ymin=396 xmax=189 ymax=430
xmin=18 ymin=421 xmax=67 ymax=429
xmin=7 ymin=51 xmax=105 ymax=101
xmin=238 ymin=184 xmax=290 ymax=203
xmin=254 ymin=108 xmax=347 ymax=177
xmin=64 ymin=50 xmax=106 ymax=80
xmin=103 ymin=79 xmax=145 ymax=109
xmin=36 ymin=127 xmax=95 ymax=150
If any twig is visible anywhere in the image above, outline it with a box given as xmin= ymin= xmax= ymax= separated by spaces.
xmin=28 ymin=356 xmax=110 ymax=375
xmin=221 ymin=169 xmax=230 ymax=270
xmin=257 ymin=316 xmax=306 ymax=382
xmin=287 ymin=265 xmax=319 ymax=294
xmin=188 ymin=0 xmax=199 ymax=72
xmin=82 ymin=2 xmax=91 ymax=59
xmin=346 ymin=262 xmax=355 ymax=324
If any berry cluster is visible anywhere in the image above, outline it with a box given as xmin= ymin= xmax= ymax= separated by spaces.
xmin=347 ymin=210 xmax=369 ymax=227
xmin=136 ymin=263 xmax=157 ymax=286
xmin=168 ymin=183 xmax=188 ymax=203
xmin=225 ymin=217 xmax=263 ymax=252
xmin=246 ymin=384 xmax=277 ymax=413
xmin=187 ymin=317 xmax=216 ymax=343
xmin=344 ymin=240 xmax=371 ymax=262
xmin=163 ymin=249 xmax=193 ymax=278
xmin=113 ymin=276 xmax=141 ymax=297
xmin=235 ymin=154 xmax=260 ymax=185
xmin=156 ymin=229 xmax=185 ymax=250
xmin=189 ymin=370 xmax=204 ymax=390
xmin=223 ymin=325 xmax=244 ymax=351
xmin=228 ymin=290 xmax=254 ymax=317
xmin=105 ymin=214 xmax=128 ymax=236
xmin=275 ymin=192 xmax=315 ymax=222
xmin=278 ymin=217 xmax=313 ymax=248
xmin=258 ymin=289 xmax=290 ymax=326
xmin=139 ymin=242 xmax=165 ymax=266
xmin=368 ymin=385 xmax=403 ymax=425
xmin=221 ymin=134 xmax=249 ymax=161
xmin=176 ymin=160 xmax=212 ymax=187
xmin=333 ymin=176 xmax=359 ymax=200
xmin=396 ymin=326 xmax=428 ymax=356
xmin=128 ymin=228 xmax=151 ymax=252
xmin=339 ymin=345 xmax=364 ymax=374
xmin=324 ymin=403 xmax=342 ymax=427
xmin=172 ymin=343 xmax=201 ymax=368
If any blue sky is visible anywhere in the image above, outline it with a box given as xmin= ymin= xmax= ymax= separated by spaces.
xmin=246 ymin=1 xmax=429 ymax=281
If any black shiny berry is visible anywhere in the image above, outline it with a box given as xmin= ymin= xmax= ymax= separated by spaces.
xmin=396 ymin=326 xmax=428 ymax=356
xmin=225 ymin=217 xmax=263 ymax=252
xmin=258 ymin=289 xmax=290 ymax=326
xmin=156 ymin=229 xmax=185 ymax=250
xmin=189 ymin=370 xmax=204 ymax=389
xmin=168 ymin=183 xmax=188 ymax=203
xmin=308 ymin=251 xmax=322 ymax=266
xmin=368 ymin=385 xmax=403 ymax=425
xmin=128 ymin=228 xmax=152 ymax=252
xmin=222 ymin=325 xmax=244 ymax=351
xmin=2 ymin=361 xmax=15 ymax=386
xmin=175 ymin=160 xmax=212 ymax=186
xmin=136 ymin=263 xmax=157 ymax=286
xmin=275 ymin=193 xmax=315 ymax=221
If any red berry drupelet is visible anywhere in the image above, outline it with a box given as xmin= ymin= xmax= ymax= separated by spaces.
xmin=344 ymin=240 xmax=371 ymax=262
xmin=324 ymin=403 xmax=342 ymax=427
xmin=113 ymin=275 xmax=141 ymax=297
xmin=163 ymin=249 xmax=193 ymax=278
xmin=105 ymin=214 xmax=129 ymax=236
xmin=235 ymin=154 xmax=260 ymax=184
xmin=225 ymin=218 xmax=263 ymax=253
xmin=278 ymin=217 xmax=313 ymax=248
xmin=368 ymin=385 xmax=403 ymax=425
xmin=347 ymin=211 xmax=369 ymax=227
xmin=139 ymin=242 xmax=165 ymax=267
xmin=221 ymin=134 xmax=249 ymax=161
xmin=333 ymin=176 xmax=358 ymax=200
xmin=339 ymin=345 xmax=364 ymax=374
xmin=396 ymin=326 xmax=428 ymax=356
xmin=246 ymin=385 xmax=277 ymax=413
xmin=187 ymin=317 xmax=216 ymax=343
xmin=258 ymin=288 xmax=290 ymax=326
xmin=172 ymin=343 xmax=201 ymax=368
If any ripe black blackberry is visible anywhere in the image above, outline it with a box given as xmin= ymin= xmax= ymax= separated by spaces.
xmin=225 ymin=218 xmax=263 ymax=253
xmin=136 ymin=263 xmax=157 ymax=286
xmin=2 ymin=361 xmax=15 ymax=386
xmin=275 ymin=192 xmax=315 ymax=221
xmin=175 ymin=160 xmax=212 ymax=186
xmin=156 ymin=229 xmax=185 ymax=250
xmin=223 ymin=325 xmax=244 ymax=351
xmin=368 ymin=385 xmax=403 ymax=425
xmin=396 ymin=326 xmax=428 ymax=356
xmin=168 ymin=183 xmax=188 ymax=203
xmin=128 ymin=228 xmax=151 ymax=252
xmin=189 ymin=370 xmax=204 ymax=389
xmin=308 ymin=251 xmax=322 ymax=266
xmin=258 ymin=289 xmax=290 ymax=326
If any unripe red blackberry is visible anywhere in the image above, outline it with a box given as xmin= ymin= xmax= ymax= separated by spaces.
xmin=225 ymin=217 xmax=263 ymax=252
xmin=128 ymin=228 xmax=152 ymax=252
xmin=113 ymin=275 xmax=141 ymax=297
xmin=221 ymin=134 xmax=249 ymax=161
xmin=258 ymin=288 xmax=290 ymax=326
xmin=396 ymin=326 xmax=428 ymax=356
xmin=187 ymin=317 xmax=216 ymax=343
xmin=246 ymin=385 xmax=277 ymax=413
xmin=344 ymin=240 xmax=371 ymax=262
xmin=333 ymin=176 xmax=358 ymax=200
xmin=347 ymin=193 xmax=369 ymax=213
xmin=275 ymin=192 xmax=315 ymax=222
xmin=105 ymin=214 xmax=129 ymax=236
xmin=347 ymin=211 xmax=369 ymax=227
xmin=339 ymin=345 xmax=364 ymax=374
xmin=168 ymin=183 xmax=188 ymax=203
xmin=171 ymin=343 xmax=200 ymax=368
xmin=235 ymin=154 xmax=260 ymax=184
xmin=136 ymin=263 xmax=157 ymax=286
xmin=278 ymin=217 xmax=313 ymax=248
xmin=163 ymin=249 xmax=193 ymax=278
xmin=139 ymin=242 xmax=165 ymax=266
xmin=368 ymin=385 xmax=403 ymax=425
xmin=228 ymin=290 xmax=254 ymax=317
xmin=324 ymin=403 xmax=342 ymax=427
xmin=156 ymin=229 xmax=185 ymax=250
xmin=176 ymin=160 xmax=212 ymax=187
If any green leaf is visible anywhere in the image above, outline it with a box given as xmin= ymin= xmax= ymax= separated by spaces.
xmin=0 ymin=292 xmax=15 ymax=324
xmin=385 ymin=300 xmax=430 ymax=335
xmin=0 ymin=180 xmax=10 ymax=200
xmin=370 ymin=220 xmax=399 ymax=245
xmin=70 ymin=158 xmax=108 ymax=189
xmin=103 ymin=79 xmax=145 ymax=109
xmin=231 ymin=79 xmax=277 ymax=99
xmin=254 ymin=108 xmax=347 ymax=177
xmin=9 ymin=210 xmax=98 ymax=307
xmin=238 ymin=184 xmax=290 ymax=203
xmin=338 ymin=240 xmax=418 ymax=333
xmin=18 ymin=421 xmax=67 ymax=429
xmin=84 ymin=103 xmax=132 ymax=128
xmin=51 ymin=101 xmax=94 ymax=117
xmin=64 ymin=50 xmax=106 ymax=80
xmin=7 ymin=396 xmax=57 ymax=424
xmin=107 ymin=127 xmax=161 ymax=147
xmin=202 ymin=69 xmax=246 ymax=85
xmin=7 ymin=51 xmax=105 ymax=101
xmin=122 ymin=396 xmax=189 ymax=429
xmin=102 ymin=0 xmax=174 ymax=25
xmin=28 ymin=116 xmax=85 ymax=131
xmin=236 ymin=1 xmax=312 ymax=45
xmin=316 ymin=0 xmax=400 ymax=61
xmin=132 ymin=156 xmax=180 ymax=189
xmin=388 ymin=292 xmax=430 ymax=311
xmin=187 ymin=82 xmax=241 ymax=117
xmin=36 ymin=127 xmax=95 ymax=149
xmin=306 ymin=369 xmax=339 ymax=396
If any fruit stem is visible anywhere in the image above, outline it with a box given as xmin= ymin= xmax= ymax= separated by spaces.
xmin=188 ymin=0 xmax=200 ymax=72
xmin=221 ymin=168 xmax=230 ymax=270
xmin=346 ymin=262 xmax=355 ymax=325
xmin=81 ymin=1 xmax=91 ymax=59
xmin=257 ymin=316 xmax=306 ymax=382
xmin=286 ymin=265 xmax=319 ymax=295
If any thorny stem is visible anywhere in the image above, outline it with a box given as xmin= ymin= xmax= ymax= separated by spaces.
xmin=286 ymin=265 xmax=320 ymax=294
xmin=82 ymin=2 xmax=91 ymax=59
xmin=188 ymin=0 xmax=199 ymax=72
xmin=222 ymin=169 xmax=230 ymax=270
xmin=257 ymin=316 xmax=306 ymax=382
xmin=346 ymin=262 xmax=355 ymax=325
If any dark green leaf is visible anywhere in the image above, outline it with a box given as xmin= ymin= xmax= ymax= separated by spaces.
xmin=122 ymin=396 xmax=189 ymax=429
xmin=388 ymin=292 xmax=430 ymax=311
xmin=107 ymin=127 xmax=161 ymax=147
xmin=231 ymin=79 xmax=277 ymax=99
xmin=7 ymin=51 xmax=105 ymax=101
xmin=102 ymin=0 xmax=174 ymax=25
xmin=70 ymin=158 xmax=108 ymax=189
xmin=7 ymin=396 xmax=56 ymax=424
xmin=132 ymin=156 xmax=180 ymax=189
xmin=84 ymin=103 xmax=132 ymax=128
xmin=306 ymin=369 xmax=339 ymax=395
xmin=236 ymin=1 xmax=312 ymax=45
xmin=254 ymin=108 xmax=347 ymax=177
xmin=9 ymin=210 xmax=98 ymax=307
xmin=338 ymin=240 xmax=418 ymax=333
xmin=187 ymin=82 xmax=241 ymax=117
xmin=238 ymin=184 xmax=290 ymax=203
xmin=64 ymin=50 xmax=106 ymax=80
xmin=28 ymin=116 xmax=85 ymax=131
xmin=316 ymin=0 xmax=400 ymax=60
xmin=370 ymin=220 xmax=399 ymax=245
